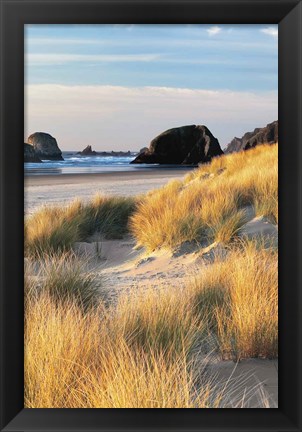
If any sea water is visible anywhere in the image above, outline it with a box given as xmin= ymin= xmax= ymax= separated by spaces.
xmin=25 ymin=152 xmax=139 ymax=175
xmin=24 ymin=152 xmax=192 ymax=176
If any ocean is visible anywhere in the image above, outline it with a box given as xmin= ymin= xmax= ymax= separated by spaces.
xmin=24 ymin=152 xmax=192 ymax=176
xmin=25 ymin=151 xmax=140 ymax=175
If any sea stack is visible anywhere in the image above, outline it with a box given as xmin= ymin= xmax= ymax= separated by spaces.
xmin=77 ymin=145 xmax=98 ymax=156
xmin=24 ymin=143 xmax=42 ymax=163
xmin=77 ymin=146 xmax=97 ymax=156
xmin=130 ymin=125 xmax=223 ymax=165
xmin=225 ymin=120 xmax=278 ymax=154
xmin=27 ymin=132 xmax=64 ymax=160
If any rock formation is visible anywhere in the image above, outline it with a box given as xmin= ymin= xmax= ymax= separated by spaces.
xmin=77 ymin=147 xmax=132 ymax=157
xmin=225 ymin=121 xmax=278 ymax=154
xmin=24 ymin=143 xmax=42 ymax=163
xmin=27 ymin=132 xmax=63 ymax=160
xmin=130 ymin=125 xmax=223 ymax=165
xmin=107 ymin=151 xmax=131 ymax=157
xmin=77 ymin=145 xmax=97 ymax=156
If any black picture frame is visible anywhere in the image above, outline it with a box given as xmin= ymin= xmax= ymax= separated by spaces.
xmin=0 ymin=0 xmax=301 ymax=431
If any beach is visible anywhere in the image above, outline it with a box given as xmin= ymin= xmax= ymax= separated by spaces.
xmin=24 ymin=145 xmax=278 ymax=408
xmin=25 ymin=168 xmax=193 ymax=215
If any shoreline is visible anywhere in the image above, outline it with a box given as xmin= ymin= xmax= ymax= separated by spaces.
xmin=25 ymin=167 xmax=195 ymax=187
xmin=25 ymin=168 xmax=194 ymax=215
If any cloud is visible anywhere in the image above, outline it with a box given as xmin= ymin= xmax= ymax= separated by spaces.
xmin=206 ymin=26 xmax=222 ymax=36
xmin=260 ymin=27 xmax=278 ymax=38
xmin=27 ymin=37 xmax=274 ymax=52
xmin=26 ymin=52 xmax=272 ymax=68
xmin=25 ymin=84 xmax=278 ymax=151
xmin=25 ymin=53 xmax=161 ymax=65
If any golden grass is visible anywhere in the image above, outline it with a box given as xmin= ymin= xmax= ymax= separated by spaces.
xmin=24 ymin=144 xmax=278 ymax=408
xmin=113 ymin=287 xmax=201 ymax=358
xmin=25 ymin=292 xmax=217 ymax=408
xmin=25 ymin=194 xmax=137 ymax=256
xmin=25 ymin=240 xmax=277 ymax=408
xmin=130 ymin=144 xmax=278 ymax=250
xmin=25 ymin=253 xmax=102 ymax=310
xmin=189 ymin=241 xmax=278 ymax=360
xmin=25 ymin=144 xmax=277 ymax=255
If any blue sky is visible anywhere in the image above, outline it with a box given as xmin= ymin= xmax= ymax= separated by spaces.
xmin=25 ymin=24 xmax=278 ymax=150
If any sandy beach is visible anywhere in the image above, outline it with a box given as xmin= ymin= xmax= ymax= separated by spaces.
xmin=25 ymin=168 xmax=193 ymax=214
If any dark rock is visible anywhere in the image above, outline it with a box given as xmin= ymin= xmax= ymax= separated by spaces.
xmin=27 ymin=132 xmax=63 ymax=160
xmin=225 ymin=121 xmax=278 ymax=154
xmin=24 ymin=143 xmax=42 ymax=163
xmin=130 ymin=125 xmax=223 ymax=165
xmin=77 ymin=147 xmax=132 ymax=157
xmin=77 ymin=145 xmax=97 ymax=156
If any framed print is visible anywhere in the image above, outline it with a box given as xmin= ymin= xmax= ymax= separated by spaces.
xmin=0 ymin=0 xmax=301 ymax=431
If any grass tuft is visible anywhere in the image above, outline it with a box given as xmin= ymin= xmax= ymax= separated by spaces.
xmin=25 ymin=253 xmax=102 ymax=310
xmin=189 ymin=240 xmax=278 ymax=360
xmin=25 ymin=195 xmax=137 ymax=256
xmin=130 ymin=144 xmax=278 ymax=250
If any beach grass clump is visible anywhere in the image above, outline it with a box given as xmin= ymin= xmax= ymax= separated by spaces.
xmin=80 ymin=194 xmax=137 ymax=239
xmin=24 ymin=239 xmax=277 ymax=408
xmin=24 ymin=273 xmax=204 ymax=408
xmin=252 ymin=165 xmax=278 ymax=224
xmin=113 ymin=286 xmax=201 ymax=358
xmin=25 ymin=194 xmax=137 ymax=256
xmin=189 ymin=240 xmax=278 ymax=360
xmin=25 ymin=279 xmax=271 ymax=408
xmin=24 ymin=204 xmax=80 ymax=256
xmin=130 ymin=144 xmax=278 ymax=251
xmin=24 ymin=292 xmax=206 ymax=408
xmin=25 ymin=252 xmax=102 ymax=310
xmin=129 ymin=180 xmax=206 ymax=250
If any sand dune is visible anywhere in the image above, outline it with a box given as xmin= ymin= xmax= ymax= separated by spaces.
xmin=72 ymin=212 xmax=278 ymax=407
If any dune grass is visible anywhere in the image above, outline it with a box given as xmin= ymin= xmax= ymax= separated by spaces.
xmin=25 ymin=194 xmax=137 ymax=256
xmin=24 ymin=291 xmax=224 ymax=408
xmin=189 ymin=240 xmax=278 ymax=360
xmin=24 ymin=144 xmax=278 ymax=408
xmin=24 ymin=262 xmax=208 ymax=408
xmin=25 ymin=238 xmax=277 ymax=408
xmin=130 ymin=144 xmax=278 ymax=251
xmin=113 ymin=287 xmax=202 ymax=358
xmin=25 ymin=253 xmax=102 ymax=310
xmin=25 ymin=145 xmax=277 ymax=255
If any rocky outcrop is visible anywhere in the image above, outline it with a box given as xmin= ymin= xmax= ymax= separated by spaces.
xmin=24 ymin=143 xmax=42 ymax=163
xmin=225 ymin=121 xmax=278 ymax=154
xmin=77 ymin=145 xmax=97 ymax=156
xmin=77 ymin=147 xmax=132 ymax=157
xmin=27 ymin=132 xmax=63 ymax=160
xmin=130 ymin=125 xmax=223 ymax=165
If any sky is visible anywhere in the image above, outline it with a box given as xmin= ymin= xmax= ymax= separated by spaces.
xmin=25 ymin=24 xmax=278 ymax=151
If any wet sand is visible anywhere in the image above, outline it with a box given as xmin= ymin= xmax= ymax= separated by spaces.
xmin=25 ymin=168 xmax=194 ymax=214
